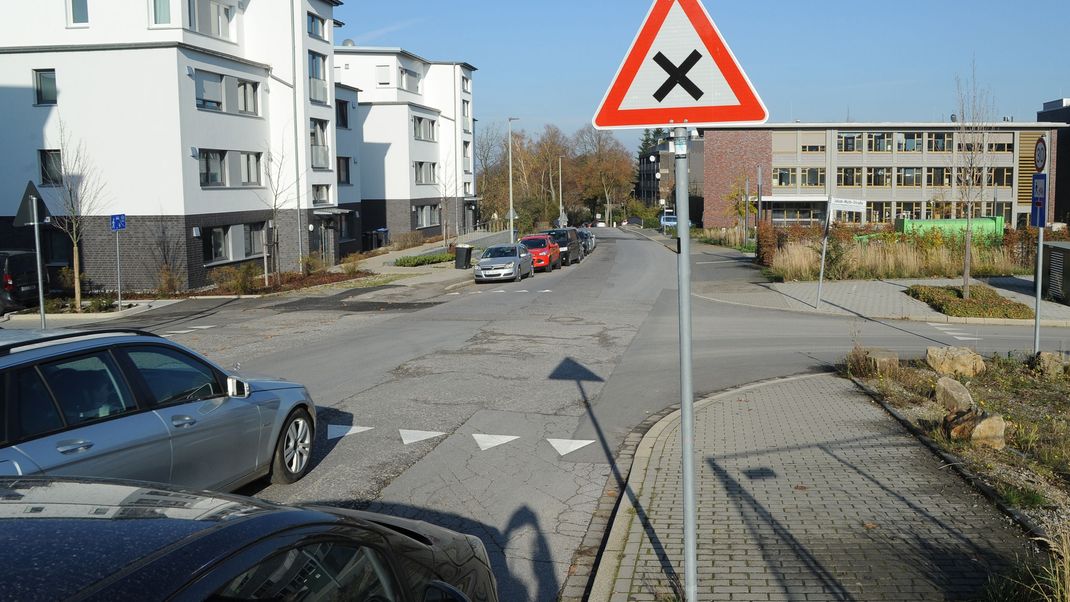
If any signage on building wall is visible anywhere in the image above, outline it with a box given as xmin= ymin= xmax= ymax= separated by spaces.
xmin=593 ymin=0 xmax=767 ymax=129
xmin=829 ymin=198 xmax=866 ymax=214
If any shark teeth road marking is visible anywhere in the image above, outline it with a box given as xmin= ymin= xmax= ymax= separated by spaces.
xmin=472 ymin=434 xmax=520 ymax=451
xmin=164 ymin=330 xmax=196 ymax=335
xmin=327 ymin=425 xmax=374 ymax=440
xmin=470 ymin=291 xmax=484 ymax=294
xmin=189 ymin=325 xmax=217 ymax=330
xmin=446 ymin=292 xmax=461 ymax=296
xmin=538 ymin=290 xmax=552 ymax=293
xmin=954 ymin=336 xmax=983 ymax=341
xmin=400 ymin=429 xmax=446 ymax=445
xmin=515 ymin=290 xmax=529 ymax=293
xmin=492 ymin=290 xmax=506 ymax=293
xmin=547 ymin=439 xmax=595 ymax=456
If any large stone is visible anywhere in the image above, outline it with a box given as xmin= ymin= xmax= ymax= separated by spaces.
xmin=935 ymin=377 xmax=973 ymax=413
xmin=926 ymin=346 xmax=986 ymax=378
xmin=944 ymin=409 xmax=983 ymax=442
xmin=1034 ymin=352 xmax=1067 ymax=380
xmin=971 ymin=415 xmax=1007 ymax=450
xmin=864 ymin=348 xmax=900 ymax=376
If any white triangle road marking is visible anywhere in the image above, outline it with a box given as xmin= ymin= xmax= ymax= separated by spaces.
xmin=492 ymin=290 xmax=506 ymax=293
xmin=400 ymin=429 xmax=446 ymax=445
xmin=327 ymin=425 xmax=374 ymax=440
xmin=954 ymin=336 xmax=983 ymax=341
xmin=470 ymin=291 xmax=484 ymax=294
xmin=472 ymin=434 xmax=520 ymax=451
xmin=189 ymin=325 xmax=217 ymax=330
xmin=538 ymin=290 xmax=552 ymax=293
xmin=547 ymin=439 xmax=595 ymax=456
xmin=164 ymin=330 xmax=196 ymax=335
xmin=446 ymin=292 xmax=461 ymax=296
xmin=515 ymin=290 xmax=528 ymax=293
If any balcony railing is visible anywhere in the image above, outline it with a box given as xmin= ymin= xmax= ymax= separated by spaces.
xmin=309 ymin=77 xmax=329 ymax=104
xmin=311 ymin=144 xmax=330 ymax=169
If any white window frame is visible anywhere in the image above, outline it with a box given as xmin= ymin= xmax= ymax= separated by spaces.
xmin=34 ymin=69 xmax=57 ymax=105
xmin=67 ymin=0 xmax=90 ymax=27
xmin=243 ymin=222 xmax=265 ymax=257
xmin=307 ymin=12 xmax=326 ymax=41
xmin=414 ymin=162 xmax=437 ymax=185
xmin=205 ymin=226 xmax=230 ymax=263
xmin=237 ymin=80 xmax=258 ymax=115
xmin=337 ymin=156 xmax=351 ymax=185
xmin=39 ymin=150 xmax=62 ymax=187
xmin=239 ymin=152 xmax=261 ymax=186
xmin=312 ymin=184 xmax=330 ymax=204
xmin=195 ymin=70 xmax=223 ymax=111
xmin=151 ymin=0 xmax=171 ymax=25
xmin=199 ymin=149 xmax=226 ymax=187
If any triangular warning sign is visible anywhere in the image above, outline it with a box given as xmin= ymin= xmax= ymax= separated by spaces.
xmin=593 ymin=0 xmax=767 ymax=129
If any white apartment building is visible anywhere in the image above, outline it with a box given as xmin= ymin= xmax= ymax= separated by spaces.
xmin=0 ymin=0 xmax=359 ymax=290
xmin=334 ymin=44 xmax=477 ymax=241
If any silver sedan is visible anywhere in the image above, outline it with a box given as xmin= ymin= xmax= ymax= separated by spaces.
xmin=473 ymin=244 xmax=535 ymax=282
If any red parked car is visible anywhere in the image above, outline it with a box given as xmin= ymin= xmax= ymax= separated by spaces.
xmin=520 ymin=234 xmax=561 ymax=272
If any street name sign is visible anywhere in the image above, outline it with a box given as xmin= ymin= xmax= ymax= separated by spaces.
xmin=829 ymin=198 xmax=866 ymax=214
xmin=111 ymin=214 xmax=127 ymax=231
xmin=1032 ymin=174 xmax=1047 ymax=228
xmin=593 ymin=0 xmax=767 ymax=129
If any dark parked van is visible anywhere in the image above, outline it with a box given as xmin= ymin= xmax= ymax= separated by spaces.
xmin=542 ymin=228 xmax=585 ymax=265
xmin=0 ymin=250 xmax=40 ymax=314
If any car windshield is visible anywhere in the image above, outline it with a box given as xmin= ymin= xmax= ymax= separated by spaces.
xmin=521 ymin=239 xmax=547 ymax=249
xmin=483 ymin=246 xmax=518 ymax=258
xmin=663 ymin=216 xmax=677 ymax=223
xmin=545 ymin=230 xmax=569 ymax=244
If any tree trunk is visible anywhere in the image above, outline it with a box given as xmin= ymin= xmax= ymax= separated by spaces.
xmin=73 ymin=244 xmax=83 ymax=313
xmin=962 ymin=213 xmax=972 ymax=300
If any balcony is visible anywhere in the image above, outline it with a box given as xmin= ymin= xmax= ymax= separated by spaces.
xmin=309 ymin=77 xmax=329 ymax=104
xmin=311 ymin=145 xmax=330 ymax=170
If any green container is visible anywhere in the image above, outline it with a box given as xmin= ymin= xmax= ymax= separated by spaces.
xmin=895 ymin=216 xmax=1004 ymax=240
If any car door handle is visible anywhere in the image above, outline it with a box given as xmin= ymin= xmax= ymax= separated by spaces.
xmin=171 ymin=415 xmax=197 ymax=428
xmin=56 ymin=440 xmax=94 ymax=455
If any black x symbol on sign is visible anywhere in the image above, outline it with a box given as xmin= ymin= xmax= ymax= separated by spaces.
xmin=652 ymin=50 xmax=704 ymax=102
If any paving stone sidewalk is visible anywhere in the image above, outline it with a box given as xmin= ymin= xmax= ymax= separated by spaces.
xmin=590 ymin=374 xmax=1035 ymax=601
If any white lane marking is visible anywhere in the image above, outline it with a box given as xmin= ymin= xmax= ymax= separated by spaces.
xmin=164 ymin=330 xmax=196 ymax=335
xmin=472 ymin=434 xmax=520 ymax=451
xmin=400 ymin=429 xmax=446 ymax=445
xmin=538 ymin=290 xmax=552 ymax=293
xmin=492 ymin=290 xmax=506 ymax=294
xmin=516 ymin=290 xmax=528 ymax=293
xmin=954 ymin=336 xmax=983 ymax=341
xmin=327 ymin=425 xmax=374 ymax=440
xmin=927 ymin=322 xmax=950 ymax=327
xmin=547 ymin=439 xmax=595 ymax=456
xmin=189 ymin=325 xmax=217 ymax=330
xmin=470 ymin=291 xmax=484 ymax=294
xmin=446 ymin=292 xmax=461 ymax=296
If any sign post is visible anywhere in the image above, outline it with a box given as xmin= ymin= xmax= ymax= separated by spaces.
xmin=14 ymin=182 xmax=51 ymax=329
xmin=816 ymin=198 xmax=866 ymax=309
xmin=1032 ymin=136 xmax=1048 ymax=355
xmin=111 ymin=214 xmax=126 ymax=311
xmin=593 ymin=1 xmax=767 ymax=599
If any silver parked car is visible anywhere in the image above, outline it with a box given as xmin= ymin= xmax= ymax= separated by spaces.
xmin=473 ymin=244 xmax=535 ymax=282
xmin=0 ymin=329 xmax=316 ymax=491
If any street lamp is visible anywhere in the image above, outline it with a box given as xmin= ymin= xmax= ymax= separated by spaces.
xmin=558 ymin=154 xmax=566 ymax=227
xmin=507 ymin=117 xmax=519 ymax=243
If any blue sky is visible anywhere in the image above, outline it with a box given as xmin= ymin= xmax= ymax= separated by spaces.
xmin=335 ymin=0 xmax=1070 ymax=150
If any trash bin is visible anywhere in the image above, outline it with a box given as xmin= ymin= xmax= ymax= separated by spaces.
xmin=455 ymin=244 xmax=473 ymax=269
xmin=375 ymin=227 xmax=389 ymax=247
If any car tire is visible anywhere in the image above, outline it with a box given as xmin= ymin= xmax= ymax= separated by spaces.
xmin=271 ymin=407 xmax=314 ymax=484
xmin=514 ymin=270 xmax=522 ymax=282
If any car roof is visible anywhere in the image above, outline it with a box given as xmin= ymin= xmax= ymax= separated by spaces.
xmin=0 ymin=329 xmax=170 ymax=367
xmin=520 ymin=234 xmax=550 ymax=239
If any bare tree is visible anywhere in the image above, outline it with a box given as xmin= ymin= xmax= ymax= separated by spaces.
xmin=44 ymin=121 xmax=107 ymax=312
xmin=953 ymin=63 xmax=995 ymax=300
xmin=256 ymin=143 xmax=303 ymax=286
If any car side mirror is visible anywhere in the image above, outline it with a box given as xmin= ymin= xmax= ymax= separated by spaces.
xmin=227 ymin=376 xmax=250 ymax=398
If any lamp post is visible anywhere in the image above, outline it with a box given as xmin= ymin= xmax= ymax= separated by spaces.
xmin=558 ymin=155 xmax=566 ymax=227
xmin=507 ymin=117 xmax=519 ymax=243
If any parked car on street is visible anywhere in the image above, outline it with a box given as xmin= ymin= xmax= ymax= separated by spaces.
xmin=0 ymin=250 xmax=41 ymax=315
xmin=596 ymin=221 xmax=608 ymax=227
xmin=578 ymin=229 xmax=596 ymax=255
xmin=0 ymin=477 xmax=499 ymax=601
xmin=659 ymin=214 xmax=678 ymax=232
xmin=0 ymin=329 xmax=317 ymax=491
xmin=473 ymin=244 xmax=534 ymax=282
xmin=520 ymin=234 xmax=561 ymax=272
xmin=541 ymin=228 xmax=585 ymax=265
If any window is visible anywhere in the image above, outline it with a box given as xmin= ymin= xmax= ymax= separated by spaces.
xmin=375 ymin=65 xmax=391 ymax=86
xmin=337 ymin=157 xmax=351 ymax=185
xmin=244 ymin=223 xmax=265 ymax=256
xmin=417 ymin=204 xmax=440 ymax=228
xmin=989 ymin=167 xmax=1013 ymax=187
xmin=800 ymin=144 xmax=825 ymax=153
xmin=989 ymin=142 xmax=1014 ymax=153
xmin=801 ymin=168 xmax=825 ymax=187
xmin=896 ymin=132 xmax=922 ymax=152
xmin=34 ymin=69 xmax=57 ymax=105
xmin=400 ymin=67 xmax=419 ymax=93
xmin=70 ymin=0 xmax=89 ymax=24
xmin=336 ymin=100 xmax=349 ymax=129
xmin=462 ymin=76 xmax=471 ymax=93
xmin=837 ymin=133 xmax=862 ymax=152
xmin=307 ymin=12 xmax=326 ymax=40
xmin=9 ymin=368 xmax=64 ymax=441
xmin=120 ymin=347 xmax=222 ymax=406
xmin=239 ymin=152 xmax=260 ymax=186
xmin=867 ymin=133 xmax=893 ymax=152
xmin=188 ymin=0 xmax=232 ymax=39
xmin=837 ymin=167 xmax=861 ymax=187
xmin=39 ymin=150 xmax=62 ymax=186
xmin=340 ymin=213 xmax=354 ymax=240
xmin=237 ymin=80 xmax=257 ymax=114
xmin=464 ymin=141 xmax=472 ymax=172
xmin=312 ymin=185 xmax=329 ymax=204
xmin=204 ymin=226 xmax=229 ymax=262
xmin=214 ymin=542 xmax=397 ymax=601
xmin=195 ymin=70 xmax=223 ymax=110
xmin=152 ymin=0 xmax=171 ymax=25
xmin=39 ymin=353 xmax=135 ymax=427
xmin=897 ymin=167 xmax=923 ymax=187
xmin=464 ymin=182 xmax=473 ymax=195
xmin=957 ymin=167 xmax=984 ymax=188
xmin=772 ymin=167 xmax=796 ymax=187
xmin=927 ymin=167 xmax=952 ymax=188
xmin=199 ymin=150 xmax=226 ymax=186
xmin=308 ymin=52 xmax=328 ymax=103
xmin=414 ymin=162 xmax=437 ymax=185
xmin=866 ymin=167 xmax=891 ymax=187
xmin=928 ymin=132 xmax=953 ymax=152
xmin=413 ymin=116 xmax=436 ymax=141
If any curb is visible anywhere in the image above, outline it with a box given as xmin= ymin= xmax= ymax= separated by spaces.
xmin=849 ymin=377 xmax=1051 ymax=546
xmin=443 ymin=278 xmax=475 ymax=292
xmin=582 ymin=372 xmax=831 ymax=602
xmin=1 ymin=300 xmax=180 ymax=325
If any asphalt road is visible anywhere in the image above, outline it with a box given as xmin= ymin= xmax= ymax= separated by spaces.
xmin=82 ymin=228 xmax=1070 ymax=600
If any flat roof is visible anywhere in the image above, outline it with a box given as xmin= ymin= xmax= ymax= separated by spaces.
xmin=334 ymin=45 xmax=477 ymax=72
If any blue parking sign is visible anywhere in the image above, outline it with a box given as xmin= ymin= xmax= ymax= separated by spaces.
xmin=111 ymin=214 xmax=126 ymax=231
xmin=1031 ymin=174 xmax=1047 ymax=228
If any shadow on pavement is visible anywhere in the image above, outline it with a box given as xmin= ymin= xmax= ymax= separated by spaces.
xmin=550 ymin=357 xmax=683 ymax=600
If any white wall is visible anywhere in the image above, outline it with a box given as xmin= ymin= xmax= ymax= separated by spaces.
xmin=335 ymin=86 xmax=362 ymax=205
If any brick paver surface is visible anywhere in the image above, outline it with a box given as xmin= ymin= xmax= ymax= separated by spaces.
xmin=613 ymin=375 xmax=1033 ymax=601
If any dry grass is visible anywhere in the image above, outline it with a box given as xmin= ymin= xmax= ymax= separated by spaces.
xmin=982 ymin=529 xmax=1069 ymax=602
xmin=769 ymin=240 xmax=1026 ymax=281
xmin=391 ymin=231 xmax=426 ymax=251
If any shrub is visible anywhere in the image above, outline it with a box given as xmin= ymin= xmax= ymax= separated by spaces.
xmin=906 ymin=284 xmax=1035 ymax=319
xmin=210 ymin=263 xmax=260 ymax=295
xmin=756 ymin=220 xmax=777 ymax=266
xmin=391 ymin=231 xmax=425 ymax=251
xmin=88 ymin=295 xmax=115 ymax=313
xmin=300 ymin=253 xmax=327 ymax=275
xmin=394 ymin=253 xmax=454 ymax=267
xmin=340 ymin=254 xmax=362 ymax=276
xmin=156 ymin=264 xmax=182 ymax=295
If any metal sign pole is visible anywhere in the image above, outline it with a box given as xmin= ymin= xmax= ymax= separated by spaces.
xmin=31 ymin=195 xmax=46 ymax=330
xmin=115 ymin=230 xmax=122 ymax=311
xmin=673 ymin=126 xmax=697 ymax=602
xmin=1034 ymin=227 xmax=1044 ymax=354
xmin=816 ymin=195 xmax=832 ymax=309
